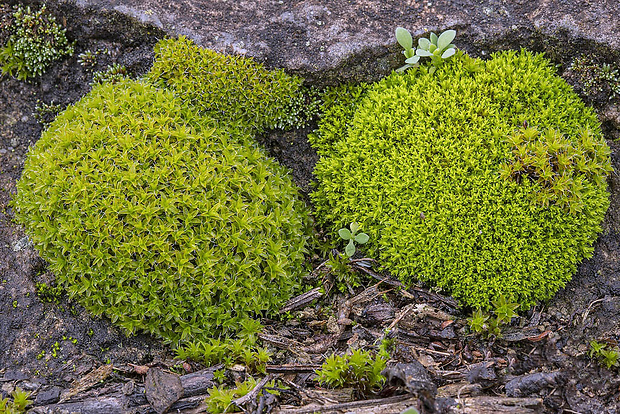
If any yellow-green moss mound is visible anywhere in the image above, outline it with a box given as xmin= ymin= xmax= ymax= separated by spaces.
xmin=14 ymin=79 xmax=310 ymax=344
xmin=311 ymin=50 xmax=612 ymax=309
xmin=147 ymin=36 xmax=307 ymax=133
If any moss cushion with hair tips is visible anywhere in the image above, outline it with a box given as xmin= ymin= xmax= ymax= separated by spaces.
xmin=311 ymin=50 xmax=612 ymax=309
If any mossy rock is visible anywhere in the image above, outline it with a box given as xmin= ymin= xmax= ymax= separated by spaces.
xmin=14 ymin=79 xmax=310 ymax=344
xmin=311 ymin=50 xmax=612 ymax=309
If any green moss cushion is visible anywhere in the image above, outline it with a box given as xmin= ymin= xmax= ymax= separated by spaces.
xmin=311 ymin=50 xmax=611 ymax=309
xmin=146 ymin=36 xmax=304 ymax=133
xmin=14 ymin=80 xmax=310 ymax=344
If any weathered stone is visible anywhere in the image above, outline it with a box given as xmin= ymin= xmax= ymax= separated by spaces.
xmin=505 ymin=371 xmax=565 ymax=398
xmin=145 ymin=367 xmax=184 ymax=414
xmin=466 ymin=361 xmax=497 ymax=386
xmin=382 ymin=361 xmax=437 ymax=409
xmin=35 ymin=386 xmax=62 ymax=405
xmin=64 ymin=0 xmax=619 ymax=86
xmin=2 ymin=369 xmax=28 ymax=381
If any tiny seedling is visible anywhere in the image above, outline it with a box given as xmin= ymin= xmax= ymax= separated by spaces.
xmin=589 ymin=340 xmax=620 ymax=370
xmin=316 ymin=348 xmax=386 ymax=396
xmin=467 ymin=295 xmax=520 ymax=338
xmin=338 ymin=222 xmax=369 ymax=257
xmin=395 ymin=27 xmax=419 ymax=72
xmin=395 ymin=28 xmax=457 ymax=73
xmin=467 ymin=309 xmax=489 ymax=334
xmin=91 ymin=63 xmax=127 ymax=85
xmin=213 ymin=369 xmax=226 ymax=384
xmin=589 ymin=340 xmax=607 ymax=358
xmin=77 ymin=49 xmax=98 ymax=68
xmin=600 ymin=348 xmax=619 ymax=369
xmin=492 ymin=294 xmax=520 ymax=324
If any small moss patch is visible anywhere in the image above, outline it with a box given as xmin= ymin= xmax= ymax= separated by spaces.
xmin=147 ymin=36 xmax=306 ymax=133
xmin=0 ymin=4 xmax=73 ymax=80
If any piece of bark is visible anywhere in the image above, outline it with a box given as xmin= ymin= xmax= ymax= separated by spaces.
xmin=396 ymin=304 xmax=456 ymax=331
xmin=31 ymin=368 xmax=218 ymax=413
xmin=281 ymin=287 xmax=324 ymax=313
xmin=145 ymin=368 xmax=184 ymax=414
xmin=276 ymin=394 xmax=412 ymax=414
xmin=505 ymin=371 xmax=565 ymax=398
xmin=34 ymin=386 xmax=62 ymax=405
xmin=129 ymin=364 xmax=150 ymax=375
xmin=303 ymin=388 xmax=356 ymax=404
xmin=465 ymin=361 xmax=497 ymax=386
xmin=382 ymin=362 xmax=437 ymax=409
xmin=31 ymin=397 xmax=126 ymax=414
xmin=59 ymin=364 xmax=114 ymax=403
xmin=361 ymin=302 xmax=396 ymax=326
xmin=437 ymin=382 xmax=483 ymax=398
xmin=266 ymin=364 xmax=320 ymax=374
xmin=179 ymin=368 xmax=217 ymax=397
xmin=349 ymin=263 xmax=458 ymax=309
xmin=447 ymin=396 xmax=544 ymax=413
xmin=259 ymin=333 xmax=303 ymax=350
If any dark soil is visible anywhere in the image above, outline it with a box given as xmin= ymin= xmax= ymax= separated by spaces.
xmin=1 ymin=2 xmax=620 ymax=414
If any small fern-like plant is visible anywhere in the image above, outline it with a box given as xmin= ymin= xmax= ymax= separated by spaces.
xmin=0 ymin=388 xmax=32 ymax=414
xmin=316 ymin=348 xmax=387 ymax=396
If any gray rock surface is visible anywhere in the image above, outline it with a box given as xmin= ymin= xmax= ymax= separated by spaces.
xmin=35 ymin=386 xmax=62 ymax=405
xmin=145 ymin=367 xmax=184 ymax=414
xmin=69 ymin=0 xmax=620 ymax=84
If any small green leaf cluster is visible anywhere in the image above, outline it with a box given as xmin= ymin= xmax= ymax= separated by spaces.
xmin=326 ymin=251 xmax=364 ymax=292
xmin=311 ymin=50 xmax=611 ymax=309
xmin=0 ymin=4 xmax=74 ymax=80
xmin=316 ymin=348 xmax=387 ymax=395
xmin=277 ymin=85 xmax=324 ymax=130
xmin=33 ymin=100 xmax=63 ymax=128
xmin=91 ymin=63 xmax=127 ymax=85
xmin=35 ymin=282 xmax=65 ymax=304
xmin=13 ymin=78 xmax=311 ymax=345
xmin=589 ymin=340 xmax=620 ymax=370
xmin=338 ymin=222 xmax=369 ymax=257
xmin=176 ymin=320 xmax=271 ymax=373
xmin=500 ymin=126 xmax=612 ymax=213
xmin=467 ymin=295 xmax=520 ymax=337
xmin=570 ymin=56 xmax=620 ymax=100
xmin=308 ymin=83 xmax=370 ymax=155
xmin=147 ymin=36 xmax=305 ymax=133
xmin=206 ymin=379 xmax=254 ymax=413
xmin=395 ymin=28 xmax=456 ymax=73
xmin=0 ymin=388 xmax=32 ymax=414
xmin=77 ymin=49 xmax=99 ymax=68
xmin=206 ymin=377 xmax=279 ymax=413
